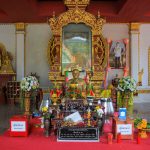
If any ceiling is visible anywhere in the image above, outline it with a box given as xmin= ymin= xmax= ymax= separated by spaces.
xmin=0 ymin=0 xmax=150 ymax=23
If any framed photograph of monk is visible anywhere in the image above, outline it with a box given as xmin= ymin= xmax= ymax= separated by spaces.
xmin=62 ymin=23 xmax=92 ymax=75
xmin=110 ymin=41 xmax=126 ymax=68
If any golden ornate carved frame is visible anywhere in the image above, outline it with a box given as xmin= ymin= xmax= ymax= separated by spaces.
xmin=47 ymin=0 xmax=108 ymax=96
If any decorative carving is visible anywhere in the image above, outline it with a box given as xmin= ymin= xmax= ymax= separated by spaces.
xmin=130 ymin=23 xmax=140 ymax=31
xmin=93 ymin=36 xmax=107 ymax=67
xmin=15 ymin=23 xmax=25 ymax=31
xmin=47 ymin=36 xmax=56 ymax=66
xmin=47 ymin=0 xmax=108 ymax=96
xmin=0 ymin=43 xmax=15 ymax=75
xmin=49 ymin=6 xmax=105 ymax=35
xmin=64 ymin=0 xmax=90 ymax=10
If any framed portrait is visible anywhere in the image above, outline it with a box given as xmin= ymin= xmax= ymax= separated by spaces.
xmin=62 ymin=23 xmax=92 ymax=75
xmin=110 ymin=41 xmax=126 ymax=68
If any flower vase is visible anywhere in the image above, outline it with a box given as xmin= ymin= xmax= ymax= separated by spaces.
xmin=122 ymin=92 xmax=130 ymax=108
xmin=117 ymin=91 xmax=133 ymax=109
xmin=44 ymin=118 xmax=50 ymax=137
xmin=24 ymin=92 xmax=31 ymax=115
xmin=139 ymin=130 xmax=148 ymax=138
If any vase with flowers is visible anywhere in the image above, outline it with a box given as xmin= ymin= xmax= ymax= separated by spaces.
xmin=117 ymin=76 xmax=136 ymax=108
xmin=20 ymin=76 xmax=39 ymax=115
xmin=41 ymin=106 xmax=51 ymax=137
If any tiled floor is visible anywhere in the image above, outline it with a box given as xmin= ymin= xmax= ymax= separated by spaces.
xmin=0 ymin=93 xmax=150 ymax=134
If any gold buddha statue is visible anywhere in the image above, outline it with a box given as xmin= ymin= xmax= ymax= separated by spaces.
xmin=67 ymin=68 xmax=86 ymax=99
xmin=0 ymin=55 xmax=14 ymax=74
xmin=68 ymin=69 xmax=85 ymax=84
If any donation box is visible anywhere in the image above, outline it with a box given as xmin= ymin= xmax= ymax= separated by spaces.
xmin=112 ymin=117 xmax=134 ymax=140
xmin=10 ymin=115 xmax=29 ymax=137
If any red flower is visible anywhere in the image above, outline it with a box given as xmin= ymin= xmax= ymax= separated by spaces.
xmin=56 ymin=89 xmax=62 ymax=97
xmin=50 ymin=89 xmax=54 ymax=96
xmin=90 ymin=90 xmax=95 ymax=96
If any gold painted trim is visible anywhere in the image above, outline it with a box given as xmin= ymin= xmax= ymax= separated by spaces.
xmin=49 ymin=7 xmax=105 ymax=35
xmin=137 ymin=90 xmax=150 ymax=94
xmin=15 ymin=23 xmax=25 ymax=31
xmin=48 ymin=1 xmax=108 ymax=68
xmin=47 ymin=0 xmax=108 ymax=96
xmin=64 ymin=0 xmax=90 ymax=10
xmin=130 ymin=23 xmax=140 ymax=31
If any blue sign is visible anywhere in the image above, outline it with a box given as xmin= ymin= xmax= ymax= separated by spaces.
xmin=118 ymin=108 xmax=127 ymax=120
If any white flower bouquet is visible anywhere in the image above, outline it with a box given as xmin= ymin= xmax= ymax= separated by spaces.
xmin=118 ymin=76 xmax=136 ymax=92
xmin=20 ymin=76 xmax=39 ymax=92
xmin=117 ymin=76 xmax=136 ymax=107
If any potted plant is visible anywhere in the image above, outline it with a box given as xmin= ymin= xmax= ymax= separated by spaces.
xmin=20 ymin=76 xmax=39 ymax=115
xmin=117 ymin=76 xmax=136 ymax=108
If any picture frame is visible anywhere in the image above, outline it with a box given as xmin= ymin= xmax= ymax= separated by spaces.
xmin=62 ymin=23 xmax=92 ymax=75
xmin=110 ymin=41 xmax=126 ymax=68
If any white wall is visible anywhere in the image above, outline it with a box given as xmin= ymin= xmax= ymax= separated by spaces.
xmin=25 ymin=24 xmax=51 ymax=87
xmin=103 ymin=23 xmax=129 ymax=40
xmin=0 ymin=24 xmax=16 ymax=70
xmin=140 ymin=24 xmax=150 ymax=86
xmin=102 ymin=23 xmax=129 ymax=86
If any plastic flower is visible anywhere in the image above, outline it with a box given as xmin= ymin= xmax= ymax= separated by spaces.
xmin=42 ymin=106 xmax=48 ymax=113
xmin=118 ymin=76 xmax=136 ymax=92
xmin=134 ymin=118 xmax=147 ymax=129
xmin=20 ymin=76 xmax=39 ymax=92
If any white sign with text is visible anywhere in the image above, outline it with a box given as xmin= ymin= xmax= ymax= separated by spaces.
xmin=11 ymin=121 xmax=26 ymax=132
xmin=117 ymin=124 xmax=132 ymax=135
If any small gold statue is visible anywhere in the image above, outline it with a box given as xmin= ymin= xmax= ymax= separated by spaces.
xmin=138 ymin=68 xmax=144 ymax=86
xmin=67 ymin=68 xmax=86 ymax=99
xmin=0 ymin=55 xmax=14 ymax=74
xmin=68 ymin=68 xmax=85 ymax=85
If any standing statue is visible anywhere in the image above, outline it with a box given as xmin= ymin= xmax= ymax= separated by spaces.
xmin=138 ymin=69 xmax=144 ymax=86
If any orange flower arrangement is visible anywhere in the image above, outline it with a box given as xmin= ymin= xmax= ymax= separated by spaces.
xmin=136 ymin=119 xmax=147 ymax=129
xmin=134 ymin=118 xmax=148 ymax=138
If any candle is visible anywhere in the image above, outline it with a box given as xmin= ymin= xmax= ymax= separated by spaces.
xmin=65 ymin=71 xmax=68 ymax=77
xmin=65 ymin=71 xmax=69 ymax=82
xmin=117 ymin=133 xmax=121 ymax=143
xmin=107 ymin=133 xmax=113 ymax=144
xmin=137 ymin=134 xmax=141 ymax=144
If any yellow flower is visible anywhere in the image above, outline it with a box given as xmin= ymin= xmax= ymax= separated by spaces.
xmin=42 ymin=107 xmax=48 ymax=113
xmin=95 ymin=106 xmax=100 ymax=110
